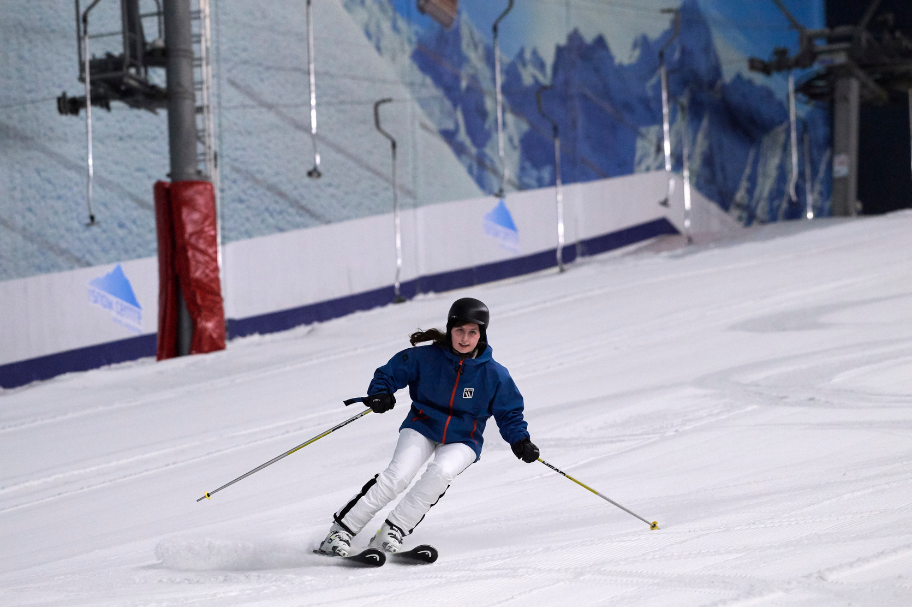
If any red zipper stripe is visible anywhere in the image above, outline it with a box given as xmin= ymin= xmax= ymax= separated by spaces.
xmin=441 ymin=360 xmax=463 ymax=444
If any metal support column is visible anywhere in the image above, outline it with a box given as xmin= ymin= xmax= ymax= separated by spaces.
xmin=165 ymin=0 xmax=199 ymax=355
xmin=831 ymin=77 xmax=860 ymax=216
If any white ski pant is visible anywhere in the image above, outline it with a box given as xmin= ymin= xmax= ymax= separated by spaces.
xmin=334 ymin=428 xmax=476 ymax=536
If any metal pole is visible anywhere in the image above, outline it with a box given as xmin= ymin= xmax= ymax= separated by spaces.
xmin=199 ymin=0 xmax=220 ymax=270
xmin=306 ymin=0 xmax=321 ymax=178
xmin=81 ymin=1 xmax=103 ymax=226
xmin=804 ymin=130 xmax=814 ymax=219
xmin=658 ymin=8 xmax=680 ymax=208
xmin=681 ymin=100 xmax=692 ymax=243
xmin=831 ymin=76 xmax=860 ymax=216
xmin=537 ymin=85 xmax=565 ymax=272
xmin=164 ymin=0 xmax=198 ymax=182
xmin=164 ymin=0 xmax=199 ymax=355
xmin=82 ymin=17 xmax=96 ymax=226
xmin=538 ymin=459 xmax=658 ymax=530
xmin=197 ymin=408 xmax=373 ymax=502
xmin=555 ymin=135 xmax=565 ymax=269
xmin=659 ymin=57 xmax=674 ymax=208
xmin=492 ymin=0 xmax=513 ymax=198
xmin=374 ymin=98 xmax=405 ymax=303
xmin=908 ymin=89 xmax=912 ymax=182
xmin=788 ymin=73 xmax=799 ymax=203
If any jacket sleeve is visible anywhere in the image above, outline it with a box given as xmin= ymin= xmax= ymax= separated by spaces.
xmin=491 ymin=370 xmax=530 ymax=445
xmin=367 ymin=348 xmax=419 ymax=396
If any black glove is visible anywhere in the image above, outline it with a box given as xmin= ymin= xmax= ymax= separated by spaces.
xmin=365 ymin=392 xmax=395 ymax=413
xmin=511 ymin=437 xmax=540 ymax=463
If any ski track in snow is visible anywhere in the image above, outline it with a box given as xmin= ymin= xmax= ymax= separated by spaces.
xmin=2 ymin=215 xmax=912 ymax=605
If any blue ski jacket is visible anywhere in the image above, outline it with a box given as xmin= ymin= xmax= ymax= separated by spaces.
xmin=367 ymin=342 xmax=530 ymax=460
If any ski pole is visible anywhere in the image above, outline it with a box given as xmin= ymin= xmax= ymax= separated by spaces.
xmin=538 ymin=458 xmax=658 ymax=530
xmin=197 ymin=400 xmax=371 ymax=502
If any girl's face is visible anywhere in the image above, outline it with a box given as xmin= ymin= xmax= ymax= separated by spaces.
xmin=451 ymin=323 xmax=481 ymax=354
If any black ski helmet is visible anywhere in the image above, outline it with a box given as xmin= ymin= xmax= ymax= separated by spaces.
xmin=446 ymin=297 xmax=489 ymax=341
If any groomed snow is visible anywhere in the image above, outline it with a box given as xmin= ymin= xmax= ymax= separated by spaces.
xmin=2 ymin=213 xmax=911 ymax=606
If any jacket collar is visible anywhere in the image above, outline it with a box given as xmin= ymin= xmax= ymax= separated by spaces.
xmin=442 ymin=342 xmax=493 ymax=365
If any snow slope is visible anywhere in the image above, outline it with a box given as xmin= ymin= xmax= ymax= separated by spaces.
xmin=2 ymin=212 xmax=911 ymax=606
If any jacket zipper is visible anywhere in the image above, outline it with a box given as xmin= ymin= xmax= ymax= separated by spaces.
xmin=441 ymin=360 xmax=464 ymax=444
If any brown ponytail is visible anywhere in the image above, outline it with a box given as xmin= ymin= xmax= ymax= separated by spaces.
xmin=409 ymin=328 xmax=447 ymax=347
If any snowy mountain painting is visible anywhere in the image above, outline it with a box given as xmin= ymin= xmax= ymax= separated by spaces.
xmin=346 ymin=0 xmax=832 ymax=224
xmin=0 ymin=0 xmax=829 ymax=282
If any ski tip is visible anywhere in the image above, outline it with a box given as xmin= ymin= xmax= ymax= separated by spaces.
xmin=650 ymin=521 xmax=659 ymax=530
xmin=414 ymin=545 xmax=438 ymax=563
xmin=347 ymin=548 xmax=386 ymax=567
xmin=394 ymin=544 xmax=438 ymax=564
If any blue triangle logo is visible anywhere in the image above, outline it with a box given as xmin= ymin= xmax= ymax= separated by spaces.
xmin=89 ymin=265 xmax=141 ymax=308
xmin=484 ymin=199 xmax=517 ymax=232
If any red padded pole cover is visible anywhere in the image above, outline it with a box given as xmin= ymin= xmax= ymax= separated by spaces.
xmin=154 ymin=181 xmax=179 ymax=360
xmin=169 ymin=180 xmax=226 ymax=354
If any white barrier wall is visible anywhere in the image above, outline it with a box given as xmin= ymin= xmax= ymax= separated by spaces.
xmin=0 ymin=257 xmax=159 ymax=367
xmin=0 ymin=172 xmax=738 ymax=386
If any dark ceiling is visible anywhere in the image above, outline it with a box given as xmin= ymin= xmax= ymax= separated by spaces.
xmin=827 ymin=0 xmax=912 ymax=214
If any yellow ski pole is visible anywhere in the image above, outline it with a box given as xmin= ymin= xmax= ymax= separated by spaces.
xmin=538 ymin=458 xmax=658 ymax=530
xmin=197 ymin=400 xmax=372 ymax=502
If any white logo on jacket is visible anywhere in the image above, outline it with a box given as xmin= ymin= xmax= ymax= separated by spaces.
xmin=463 ymin=388 xmax=474 ymax=398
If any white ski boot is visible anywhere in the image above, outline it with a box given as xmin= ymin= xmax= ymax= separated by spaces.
xmin=368 ymin=520 xmax=404 ymax=553
xmin=317 ymin=523 xmax=353 ymax=557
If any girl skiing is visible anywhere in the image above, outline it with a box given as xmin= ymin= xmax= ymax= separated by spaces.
xmin=318 ymin=297 xmax=540 ymax=557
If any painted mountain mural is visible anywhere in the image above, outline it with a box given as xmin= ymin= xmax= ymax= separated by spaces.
xmin=345 ymin=0 xmax=832 ymax=225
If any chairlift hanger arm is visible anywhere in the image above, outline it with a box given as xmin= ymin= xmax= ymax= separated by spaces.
xmin=83 ymin=0 xmax=104 ymax=26
xmin=658 ymin=8 xmax=681 ymax=59
xmin=771 ymin=0 xmax=806 ymax=33
xmin=857 ymin=0 xmax=884 ymax=32
xmin=373 ymin=98 xmax=396 ymax=149
xmin=492 ymin=0 xmax=514 ymax=35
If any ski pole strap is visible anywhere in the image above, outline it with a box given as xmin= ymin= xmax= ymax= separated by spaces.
xmin=196 ymin=408 xmax=372 ymax=502
xmin=344 ymin=397 xmax=365 ymax=406
xmin=537 ymin=458 xmax=658 ymax=530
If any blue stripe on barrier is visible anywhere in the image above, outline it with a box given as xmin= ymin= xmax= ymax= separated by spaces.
xmin=0 ymin=218 xmax=677 ymax=388
xmin=0 ymin=334 xmax=156 ymax=389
